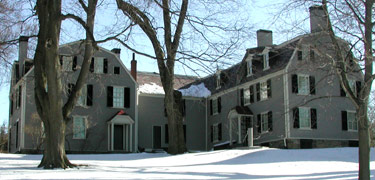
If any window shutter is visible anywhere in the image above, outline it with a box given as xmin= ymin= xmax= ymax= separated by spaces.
xmin=240 ymin=89 xmax=244 ymax=106
xmin=165 ymin=124 xmax=169 ymax=143
xmin=10 ymin=94 xmax=13 ymax=115
xmin=292 ymin=74 xmax=298 ymax=93
xmin=256 ymin=83 xmax=260 ymax=101
xmin=210 ymin=125 xmax=213 ymax=142
xmin=18 ymin=86 xmax=22 ymax=108
xmin=342 ymin=111 xmax=348 ymax=131
xmin=311 ymin=108 xmax=317 ymax=129
xmin=59 ymin=55 xmax=63 ymax=66
xmin=310 ymin=49 xmax=315 ymax=61
xmin=267 ymin=79 xmax=272 ymax=98
xmin=309 ymin=76 xmax=315 ymax=95
xmin=218 ymin=123 xmax=222 ymax=141
xmin=293 ymin=108 xmax=300 ymax=128
xmin=268 ymin=111 xmax=273 ymax=132
xmin=257 ymin=114 xmax=261 ymax=133
xmin=218 ymin=97 xmax=221 ymax=113
xmin=87 ymin=84 xmax=93 ymax=106
xmin=340 ymin=84 xmax=346 ymax=97
xmin=103 ymin=58 xmax=108 ymax=74
xmin=220 ymin=73 xmax=226 ymax=86
xmin=90 ymin=57 xmax=95 ymax=72
xmin=72 ymin=56 xmax=77 ymax=71
xmin=356 ymin=81 xmax=361 ymax=97
xmin=124 ymin=87 xmax=130 ymax=108
xmin=107 ymin=86 xmax=113 ymax=107
xmin=210 ymin=99 xmax=213 ymax=115
xmin=250 ymin=85 xmax=254 ymax=103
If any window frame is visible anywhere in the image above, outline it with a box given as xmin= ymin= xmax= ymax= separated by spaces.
xmin=260 ymin=112 xmax=269 ymax=133
xmin=244 ymin=88 xmax=251 ymax=105
xmin=347 ymin=110 xmax=358 ymax=131
xmin=62 ymin=56 xmax=73 ymax=72
xmin=212 ymin=98 xmax=218 ymax=115
xmin=216 ymin=71 xmax=221 ymax=89
xmin=77 ymin=85 xmax=87 ymax=107
xmin=260 ymin=81 xmax=268 ymax=101
xmin=94 ymin=57 xmax=104 ymax=74
xmin=72 ymin=116 xmax=87 ymax=139
xmin=113 ymin=86 xmax=125 ymax=108
xmin=212 ymin=123 xmax=219 ymax=143
xmin=297 ymin=74 xmax=310 ymax=95
xmin=299 ymin=107 xmax=311 ymax=129
xmin=246 ymin=55 xmax=253 ymax=76
xmin=263 ymin=53 xmax=270 ymax=70
xmin=114 ymin=66 xmax=120 ymax=75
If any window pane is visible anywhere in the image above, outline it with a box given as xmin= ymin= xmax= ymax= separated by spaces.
xmin=77 ymin=85 xmax=87 ymax=106
xmin=347 ymin=112 xmax=357 ymax=130
xmin=299 ymin=108 xmax=310 ymax=128
xmin=73 ymin=117 xmax=86 ymax=139
xmin=298 ymin=75 xmax=309 ymax=95
xmin=247 ymin=61 xmax=252 ymax=75
xmin=260 ymin=82 xmax=268 ymax=100
xmin=212 ymin=99 xmax=218 ymax=114
xmin=244 ymin=89 xmax=250 ymax=104
xmin=213 ymin=124 xmax=219 ymax=142
xmin=94 ymin=57 xmax=104 ymax=73
xmin=263 ymin=53 xmax=269 ymax=69
xmin=113 ymin=87 xmax=124 ymax=108
xmin=261 ymin=113 xmax=268 ymax=132
xmin=62 ymin=56 xmax=73 ymax=71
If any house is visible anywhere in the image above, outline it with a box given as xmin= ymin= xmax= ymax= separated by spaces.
xmin=8 ymin=5 xmax=361 ymax=153
xmin=8 ymin=40 xmax=138 ymax=153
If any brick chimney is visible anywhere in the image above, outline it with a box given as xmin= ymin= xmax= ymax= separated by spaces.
xmin=257 ymin=29 xmax=273 ymax=47
xmin=309 ymin=6 xmax=329 ymax=33
xmin=111 ymin=48 xmax=121 ymax=57
xmin=18 ymin=36 xmax=29 ymax=78
xmin=131 ymin=53 xmax=137 ymax=81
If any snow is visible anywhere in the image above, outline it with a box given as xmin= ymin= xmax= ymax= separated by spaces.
xmin=1 ymin=148 xmax=374 ymax=179
xmin=139 ymin=83 xmax=165 ymax=94
xmin=179 ymin=83 xmax=211 ymax=98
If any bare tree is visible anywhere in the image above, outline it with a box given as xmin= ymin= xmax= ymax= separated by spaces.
xmin=116 ymin=0 xmax=250 ymax=155
xmin=34 ymin=0 xmax=98 ymax=169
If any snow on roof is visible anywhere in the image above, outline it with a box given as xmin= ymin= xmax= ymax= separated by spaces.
xmin=139 ymin=83 xmax=165 ymax=94
xmin=178 ymin=82 xmax=211 ymax=98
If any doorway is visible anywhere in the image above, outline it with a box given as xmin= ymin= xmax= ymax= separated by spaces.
xmin=114 ymin=125 xmax=123 ymax=150
xmin=153 ymin=126 xmax=161 ymax=149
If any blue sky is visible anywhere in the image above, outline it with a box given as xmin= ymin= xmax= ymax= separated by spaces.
xmin=0 ymin=0 xmax=316 ymax=126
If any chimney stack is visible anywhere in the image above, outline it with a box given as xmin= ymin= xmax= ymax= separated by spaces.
xmin=257 ymin=29 xmax=273 ymax=47
xmin=309 ymin=6 xmax=329 ymax=33
xmin=131 ymin=53 xmax=137 ymax=81
xmin=18 ymin=36 xmax=29 ymax=78
xmin=111 ymin=48 xmax=121 ymax=57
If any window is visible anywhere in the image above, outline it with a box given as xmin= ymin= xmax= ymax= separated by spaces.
xmin=211 ymin=123 xmax=222 ymax=142
xmin=210 ymin=97 xmax=221 ymax=115
xmin=257 ymin=111 xmax=273 ymax=133
xmin=73 ymin=116 xmax=86 ymax=139
xmin=340 ymin=80 xmax=361 ymax=97
xmin=62 ymin=56 xmax=73 ymax=71
xmin=256 ymin=79 xmax=271 ymax=101
xmin=77 ymin=85 xmax=87 ymax=106
xmin=16 ymin=88 xmax=20 ymax=109
xmin=260 ymin=81 xmax=268 ymax=100
xmin=292 ymin=74 xmax=315 ymax=95
xmin=297 ymin=50 xmax=303 ymax=61
xmin=263 ymin=53 xmax=269 ymax=70
xmin=244 ymin=88 xmax=250 ymax=105
xmin=293 ymin=107 xmax=317 ymax=129
xmin=246 ymin=55 xmax=253 ymax=76
xmin=90 ymin=57 xmax=108 ymax=74
xmin=113 ymin=87 xmax=124 ymax=108
xmin=342 ymin=111 xmax=357 ymax=131
xmin=302 ymin=45 xmax=309 ymax=60
xmin=216 ymin=72 xmax=221 ymax=89
xmin=107 ymin=86 xmax=130 ymax=108
xmin=310 ymin=47 xmax=315 ymax=61
xmin=114 ymin=66 xmax=120 ymax=74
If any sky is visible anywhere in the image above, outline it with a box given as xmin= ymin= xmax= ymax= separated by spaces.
xmin=0 ymin=1 xmax=319 ymax=127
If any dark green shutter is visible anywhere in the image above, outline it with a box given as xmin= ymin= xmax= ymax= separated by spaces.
xmin=103 ymin=58 xmax=108 ymax=74
xmin=340 ymin=84 xmax=346 ymax=97
xmin=240 ymin=89 xmax=244 ymax=106
xmin=267 ymin=79 xmax=272 ymax=98
xmin=342 ymin=111 xmax=348 ymax=131
xmin=218 ymin=123 xmax=222 ymax=141
xmin=293 ymin=108 xmax=300 ymax=128
xmin=218 ymin=97 xmax=221 ymax=113
xmin=309 ymin=76 xmax=315 ymax=95
xmin=256 ymin=83 xmax=260 ymax=101
xmin=124 ymin=87 xmax=130 ymax=108
xmin=72 ymin=56 xmax=77 ymax=71
xmin=292 ymin=74 xmax=298 ymax=93
xmin=268 ymin=111 xmax=273 ymax=131
xmin=257 ymin=114 xmax=261 ymax=133
xmin=210 ymin=126 xmax=213 ymax=142
xmin=250 ymin=85 xmax=254 ymax=103
xmin=87 ymin=84 xmax=93 ymax=106
xmin=90 ymin=57 xmax=95 ymax=72
xmin=311 ymin=108 xmax=317 ymax=129
xmin=210 ymin=100 xmax=213 ymax=115
xmin=107 ymin=86 xmax=113 ymax=107
xmin=356 ymin=81 xmax=361 ymax=97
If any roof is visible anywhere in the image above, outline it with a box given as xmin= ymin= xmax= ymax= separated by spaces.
xmin=179 ymin=39 xmax=299 ymax=95
xmin=137 ymin=71 xmax=198 ymax=91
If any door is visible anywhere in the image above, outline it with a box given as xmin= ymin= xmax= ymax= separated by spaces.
xmin=153 ymin=126 xmax=161 ymax=149
xmin=240 ymin=116 xmax=252 ymax=145
xmin=114 ymin=125 xmax=124 ymax=150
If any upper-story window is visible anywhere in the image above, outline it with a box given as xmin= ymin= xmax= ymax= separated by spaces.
xmin=255 ymin=79 xmax=271 ymax=101
xmin=68 ymin=84 xmax=93 ymax=107
xmin=257 ymin=111 xmax=273 ymax=133
xmin=216 ymin=71 xmax=221 ymax=89
xmin=246 ymin=55 xmax=253 ymax=76
xmin=60 ymin=56 xmax=77 ymax=71
xmin=210 ymin=97 xmax=221 ymax=115
xmin=73 ymin=116 xmax=86 ymax=139
xmin=292 ymin=74 xmax=316 ymax=95
xmin=107 ymin=86 xmax=130 ymax=108
xmin=342 ymin=111 xmax=357 ymax=131
xmin=263 ymin=52 xmax=269 ymax=70
xmin=244 ymin=88 xmax=251 ymax=105
xmin=340 ymin=80 xmax=361 ymax=97
xmin=90 ymin=57 xmax=108 ymax=74
xmin=114 ymin=66 xmax=120 ymax=74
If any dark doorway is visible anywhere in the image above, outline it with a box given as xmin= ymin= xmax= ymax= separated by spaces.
xmin=153 ymin=126 xmax=161 ymax=149
xmin=114 ymin=125 xmax=124 ymax=150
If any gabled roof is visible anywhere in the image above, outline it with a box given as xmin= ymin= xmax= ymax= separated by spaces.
xmin=179 ymin=38 xmax=299 ymax=95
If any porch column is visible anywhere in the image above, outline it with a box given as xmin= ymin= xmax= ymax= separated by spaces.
xmin=111 ymin=123 xmax=114 ymax=151
xmin=130 ymin=124 xmax=133 ymax=152
xmin=229 ymin=117 xmax=232 ymax=146
xmin=107 ymin=124 xmax=110 ymax=151
xmin=126 ymin=125 xmax=129 ymax=151
xmin=123 ymin=125 xmax=126 ymax=150
xmin=238 ymin=116 xmax=241 ymax=144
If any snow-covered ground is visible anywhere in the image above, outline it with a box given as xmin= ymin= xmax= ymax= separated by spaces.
xmin=1 ymin=147 xmax=374 ymax=179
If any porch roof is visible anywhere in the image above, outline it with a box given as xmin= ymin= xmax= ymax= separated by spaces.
xmin=107 ymin=110 xmax=134 ymax=124
xmin=233 ymin=106 xmax=253 ymax=115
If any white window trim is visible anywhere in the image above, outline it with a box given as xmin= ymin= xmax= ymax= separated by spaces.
xmin=72 ymin=116 xmax=87 ymax=139
xmin=216 ymin=71 xmax=221 ymax=89
xmin=113 ymin=86 xmax=125 ymax=108
xmin=260 ymin=112 xmax=269 ymax=133
xmin=244 ymin=88 xmax=251 ymax=105
xmin=263 ymin=53 xmax=270 ymax=70
xmin=347 ymin=110 xmax=358 ymax=131
xmin=260 ymin=81 xmax=268 ymax=101
xmin=212 ymin=98 xmax=218 ymax=115
xmin=297 ymin=74 xmax=310 ymax=96
xmin=299 ymin=107 xmax=311 ymax=130
xmin=212 ymin=123 xmax=219 ymax=143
